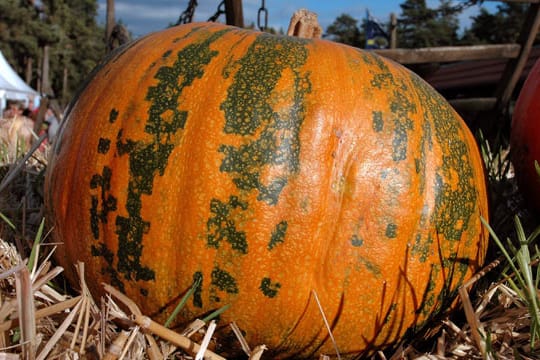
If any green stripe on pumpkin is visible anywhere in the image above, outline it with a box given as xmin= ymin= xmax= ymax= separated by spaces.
xmin=89 ymin=166 xmax=117 ymax=240
xmin=207 ymin=196 xmax=248 ymax=254
xmin=410 ymin=74 xmax=477 ymax=242
xmin=219 ymin=33 xmax=311 ymax=205
xmin=109 ymin=108 xmax=119 ymax=123
xmin=211 ymin=266 xmax=239 ymax=296
xmin=268 ymin=220 xmax=288 ymax=250
xmin=408 ymin=72 xmax=477 ymax=323
xmin=99 ymin=28 xmax=231 ymax=288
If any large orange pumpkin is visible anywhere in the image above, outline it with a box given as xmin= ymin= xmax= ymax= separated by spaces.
xmin=511 ymin=57 xmax=540 ymax=211
xmin=46 ymin=22 xmax=489 ymax=358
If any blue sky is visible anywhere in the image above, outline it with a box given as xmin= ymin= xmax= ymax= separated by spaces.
xmin=97 ymin=0 xmax=498 ymax=38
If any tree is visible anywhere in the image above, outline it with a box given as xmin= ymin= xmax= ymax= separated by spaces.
xmin=325 ymin=14 xmax=364 ymax=47
xmin=40 ymin=0 xmax=106 ymax=106
xmin=397 ymin=0 xmax=460 ymax=48
xmin=462 ymin=3 xmax=536 ymax=45
xmin=434 ymin=0 xmax=459 ymax=46
xmin=0 ymin=0 xmax=42 ymax=85
xmin=0 ymin=0 xmax=106 ymax=108
xmin=398 ymin=0 xmax=437 ymax=48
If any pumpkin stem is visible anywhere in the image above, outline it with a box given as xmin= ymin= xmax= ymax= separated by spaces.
xmin=287 ymin=8 xmax=322 ymax=39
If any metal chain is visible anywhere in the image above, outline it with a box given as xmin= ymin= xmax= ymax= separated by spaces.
xmin=176 ymin=0 xmax=198 ymax=25
xmin=208 ymin=0 xmax=226 ymax=22
xmin=257 ymin=0 xmax=268 ymax=31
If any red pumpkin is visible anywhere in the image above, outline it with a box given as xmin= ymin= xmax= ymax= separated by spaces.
xmin=46 ymin=22 xmax=489 ymax=358
xmin=511 ymin=57 xmax=540 ymax=211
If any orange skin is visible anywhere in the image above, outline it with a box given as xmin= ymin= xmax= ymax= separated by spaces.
xmin=46 ymin=23 xmax=489 ymax=358
xmin=511 ymin=57 xmax=540 ymax=212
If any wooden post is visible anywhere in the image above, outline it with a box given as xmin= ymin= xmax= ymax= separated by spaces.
xmin=225 ymin=0 xmax=244 ymax=27
xmin=390 ymin=13 xmax=397 ymax=49
xmin=494 ymin=2 xmax=540 ymax=113
xmin=41 ymin=45 xmax=52 ymax=96
xmin=106 ymin=0 xmax=115 ymax=50
xmin=25 ymin=57 xmax=33 ymax=85
xmin=33 ymin=97 xmax=48 ymax=135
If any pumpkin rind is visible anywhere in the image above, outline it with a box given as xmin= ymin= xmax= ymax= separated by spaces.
xmin=46 ymin=23 xmax=489 ymax=358
xmin=511 ymin=57 xmax=540 ymax=211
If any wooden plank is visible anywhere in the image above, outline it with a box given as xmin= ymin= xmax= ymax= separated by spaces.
xmin=449 ymin=98 xmax=497 ymax=112
xmin=225 ymin=0 xmax=244 ymax=27
xmin=372 ymin=44 xmax=521 ymax=64
xmin=494 ymin=3 xmax=540 ymax=112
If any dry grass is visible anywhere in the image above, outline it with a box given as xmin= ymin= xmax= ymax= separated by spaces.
xmin=0 ymin=124 xmax=539 ymax=359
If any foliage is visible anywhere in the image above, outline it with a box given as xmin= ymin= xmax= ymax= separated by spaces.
xmin=461 ymin=3 xmax=538 ymax=45
xmin=0 ymin=0 xmax=42 ymax=77
xmin=0 ymin=0 xmax=106 ymax=107
xmin=482 ymin=216 xmax=540 ymax=350
xmin=324 ymin=14 xmax=365 ymax=47
xmin=398 ymin=0 xmax=459 ymax=48
xmin=323 ymin=0 xmax=539 ymax=49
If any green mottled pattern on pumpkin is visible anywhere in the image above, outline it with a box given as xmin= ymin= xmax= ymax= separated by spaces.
xmin=259 ymin=277 xmax=281 ymax=298
xmin=109 ymin=108 xmax=119 ymax=123
xmin=360 ymin=55 xmax=477 ymax=333
xmin=372 ymin=110 xmax=384 ymax=132
xmin=407 ymin=81 xmax=434 ymax=262
xmin=370 ymin=72 xmax=393 ymax=89
xmin=416 ymin=120 xmax=433 ymax=192
xmin=406 ymin=71 xmax=477 ymax=324
xmin=268 ymin=220 xmax=288 ymax=250
xmin=162 ymin=49 xmax=172 ymax=58
xmin=358 ymin=256 xmax=382 ymax=277
xmin=350 ymin=234 xmax=364 ymax=247
xmin=91 ymin=242 xmax=125 ymax=292
xmin=410 ymin=74 xmax=477 ymax=243
xmin=385 ymin=223 xmax=398 ymax=238
xmin=219 ymin=33 xmax=311 ymax=205
xmin=211 ymin=266 xmax=239 ymax=301
xmin=97 ymin=138 xmax=111 ymax=153
xmin=368 ymin=52 xmax=393 ymax=89
xmin=390 ymin=87 xmax=416 ymax=161
xmin=106 ymin=28 xmax=231 ymax=286
xmin=366 ymin=54 xmax=417 ymax=162
xmin=416 ymin=264 xmax=438 ymax=318
xmin=412 ymin=226 xmax=434 ymax=263
xmin=89 ymin=166 xmax=117 ymax=240
xmin=207 ymin=196 xmax=249 ymax=254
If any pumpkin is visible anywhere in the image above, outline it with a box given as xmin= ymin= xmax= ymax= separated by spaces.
xmin=511 ymin=57 xmax=540 ymax=212
xmin=45 ymin=22 xmax=489 ymax=358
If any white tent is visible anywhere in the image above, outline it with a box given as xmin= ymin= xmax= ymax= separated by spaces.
xmin=0 ymin=50 xmax=40 ymax=115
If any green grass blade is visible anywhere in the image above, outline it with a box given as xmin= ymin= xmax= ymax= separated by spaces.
xmin=483 ymin=216 xmax=540 ymax=350
xmin=202 ymin=304 xmax=231 ymax=323
xmin=0 ymin=212 xmax=16 ymax=231
xmin=164 ymin=276 xmax=202 ymax=328
xmin=27 ymin=218 xmax=45 ymax=273
xmin=526 ymin=224 xmax=540 ymax=246
xmin=481 ymin=217 xmax=523 ymax=284
xmin=534 ymin=245 xmax=540 ymax=289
